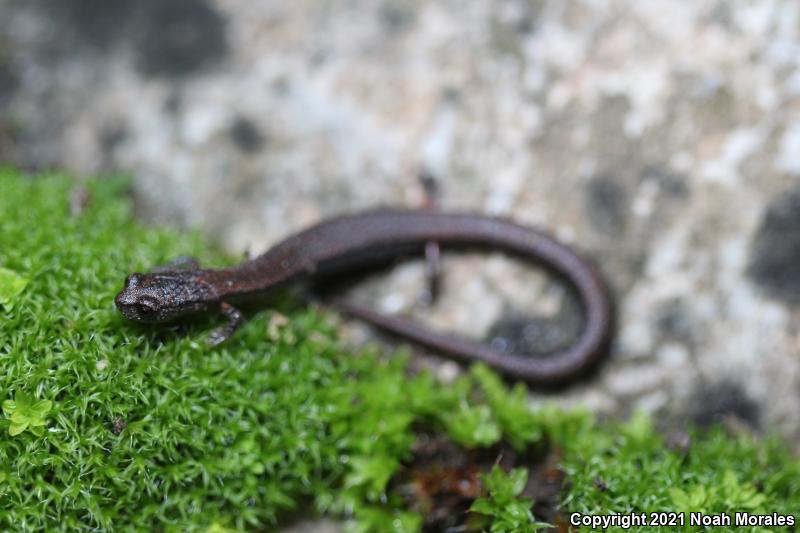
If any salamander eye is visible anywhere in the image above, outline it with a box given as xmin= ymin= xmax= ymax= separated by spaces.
xmin=136 ymin=296 xmax=159 ymax=315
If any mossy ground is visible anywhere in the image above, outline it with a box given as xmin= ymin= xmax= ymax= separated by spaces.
xmin=0 ymin=168 xmax=798 ymax=532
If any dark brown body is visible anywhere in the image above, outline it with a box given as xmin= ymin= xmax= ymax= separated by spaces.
xmin=116 ymin=210 xmax=614 ymax=384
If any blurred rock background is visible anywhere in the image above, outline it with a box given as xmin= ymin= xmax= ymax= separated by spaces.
xmin=2 ymin=0 xmax=800 ymax=442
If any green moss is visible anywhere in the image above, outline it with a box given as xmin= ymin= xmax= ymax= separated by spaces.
xmin=0 ymin=170 xmax=371 ymax=530
xmin=470 ymin=466 xmax=549 ymax=532
xmin=0 ymin=169 xmax=798 ymax=532
xmin=557 ymin=410 xmax=800 ymax=532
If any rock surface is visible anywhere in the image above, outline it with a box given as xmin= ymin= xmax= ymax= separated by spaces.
xmin=2 ymin=0 xmax=800 ymax=451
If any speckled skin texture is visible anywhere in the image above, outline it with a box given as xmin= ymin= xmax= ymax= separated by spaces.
xmin=116 ymin=271 xmax=218 ymax=323
xmin=3 ymin=0 xmax=800 ymax=447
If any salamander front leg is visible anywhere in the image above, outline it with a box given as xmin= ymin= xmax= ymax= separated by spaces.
xmin=207 ymin=302 xmax=244 ymax=346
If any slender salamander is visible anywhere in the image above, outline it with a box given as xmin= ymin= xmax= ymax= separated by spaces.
xmin=115 ymin=210 xmax=614 ymax=384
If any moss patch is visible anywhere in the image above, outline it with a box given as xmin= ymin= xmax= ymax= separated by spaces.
xmin=0 ymin=169 xmax=798 ymax=532
xmin=557 ymin=411 xmax=800 ymax=531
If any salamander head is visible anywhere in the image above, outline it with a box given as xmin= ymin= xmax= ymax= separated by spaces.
xmin=115 ymin=271 xmax=215 ymax=323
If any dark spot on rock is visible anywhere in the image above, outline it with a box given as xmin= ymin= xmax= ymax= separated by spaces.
xmin=134 ymin=0 xmax=229 ymax=78
xmin=586 ymin=175 xmax=628 ymax=235
xmin=654 ymin=299 xmax=694 ymax=343
xmin=37 ymin=0 xmax=141 ymax=49
xmin=272 ymin=77 xmax=291 ymax=96
xmin=689 ymin=381 xmax=760 ymax=429
xmin=442 ymin=87 xmax=461 ymax=103
xmin=0 ymin=59 xmax=18 ymax=108
xmin=99 ymin=123 xmax=127 ymax=154
xmin=639 ymin=165 xmax=688 ymax=198
xmin=380 ymin=3 xmax=415 ymax=32
xmin=514 ymin=13 xmax=538 ymax=34
xmin=486 ymin=295 xmax=583 ymax=357
xmin=310 ymin=47 xmax=331 ymax=67
xmin=230 ymin=116 xmax=264 ymax=153
xmin=513 ymin=1 xmax=543 ymax=34
xmin=748 ymin=186 xmax=800 ymax=306
xmin=703 ymin=2 xmax=734 ymax=29
xmin=163 ymin=92 xmax=182 ymax=114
